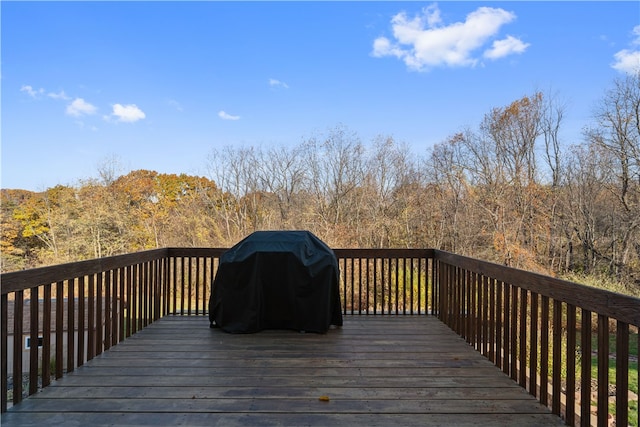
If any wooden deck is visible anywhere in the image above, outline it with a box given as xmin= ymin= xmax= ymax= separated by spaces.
xmin=2 ymin=316 xmax=564 ymax=426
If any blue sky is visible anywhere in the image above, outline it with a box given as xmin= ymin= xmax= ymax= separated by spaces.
xmin=2 ymin=1 xmax=639 ymax=191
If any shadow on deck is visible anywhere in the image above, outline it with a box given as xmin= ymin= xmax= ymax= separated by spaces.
xmin=2 ymin=315 xmax=563 ymax=426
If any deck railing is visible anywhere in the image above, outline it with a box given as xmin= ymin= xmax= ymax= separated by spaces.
xmin=1 ymin=247 xmax=638 ymax=426
xmin=433 ymin=251 xmax=640 ymax=427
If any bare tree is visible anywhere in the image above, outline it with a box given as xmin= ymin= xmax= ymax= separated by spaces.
xmin=301 ymin=125 xmax=365 ymax=245
xmin=255 ymin=144 xmax=307 ymax=228
xmin=583 ymin=72 xmax=640 ymax=281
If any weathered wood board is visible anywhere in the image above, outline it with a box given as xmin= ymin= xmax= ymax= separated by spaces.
xmin=2 ymin=316 xmax=565 ymax=426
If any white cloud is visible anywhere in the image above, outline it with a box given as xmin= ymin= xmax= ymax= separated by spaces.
xmin=269 ymin=78 xmax=289 ymax=89
xmin=20 ymin=85 xmax=44 ymax=98
xmin=484 ymin=35 xmax=530 ymax=60
xmin=612 ymin=25 xmax=640 ymax=74
xmin=633 ymin=25 xmax=640 ymax=45
xmin=47 ymin=90 xmax=70 ymax=100
xmin=66 ymin=98 xmax=97 ymax=117
xmin=111 ymin=103 xmax=146 ymax=123
xmin=372 ymin=3 xmax=527 ymax=71
xmin=218 ymin=110 xmax=240 ymax=121
xmin=612 ymin=50 xmax=640 ymax=74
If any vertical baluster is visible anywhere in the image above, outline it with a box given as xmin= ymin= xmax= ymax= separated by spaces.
xmin=142 ymin=262 xmax=149 ymax=325
xmin=172 ymin=257 xmax=177 ymax=315
xmin=460 ymin=268 xmax=466 ymax=339
xmin=552 ymin=300 xmax=562 ymax=415
xmin=566 ymin=304 xmax=576 ymax=425
xmin=408 ymin=258 xmax=413 ymax=315
xmin=488 ymin=278 xmax=496 ymax=364
xmin=539 ymin=295 xmax=549 ymax=407
xmin=13 ymin=290 xmax=24 ymax=404
xmin=401 ymin=258 xmax=406 ymax=315
xmin=87 ymin=275 xmax=95 ymax=361
xmin=55 ymin=283 xmax=64 ymax=379
xmin=112 ymin=268 xmax=119 ymax=345
xmin=466 ymin=270 xmax=473 ymax=346
xmin=155 ymin=259 xmax=160 ymax=321
xmin=204 ymin=257 xmax=211 ymax=315
xmin=341 ymin=258 xmax=347 ymax=315
xmin=580 ymin=309 xmax=592 ymax=426
xmin=478 ymin=273 xmax=484 ymax=350
xmin=77 ymin=277 xmax=85 ymax=367
xmin=433 ymin=259 xmax=438 ymax=317
xmin=615 ymin=321 xmax=629 ymax=427
xmin=518 ymin=288 xmax=527 ymax=387
xmin=597 ymin=314 xmax=609 ymax=426
xmin=502 ymin=283 xmax=511 ymax=375
xmin=96 ymin=273 xmax=103 ymax=357
xmin=416 ymin=258 xmax=422 ymax=315
xmin=67 ymin=279 xmax=75 ymax=373
xmin=195 ymin=257 xmax=201 ymax=315
xmin=119 ymin=268 xmax=126 ymax=342
xmin=352 ymin=258 xmax=357 ymax=315
xmin=124 ymin=267 xmax=132 ymax=337
xmin=187 ymin=257 xmax=192 ymax=315
xmin=354 ymin=258 xmax=363 ymax=314
xmin=104 ymin=272 xmax=111 ymax=351
xmin=1 ymin=294 xmax=8 ymax=412
xmin=179 ymin=257 xmax=185 ymax=315
xmin=528 ymin=292 xmax=539 ymax=397
xmin=365 ymin=258 xmax=370 ymax=315
xmin=42 ymin=284 xmax=52 ymax=388
xmin=476 ymin=273 xmax=482 ymax=351
xmin=373 ymin=258 xmax=378 ymax=314
xmin=483 ymin=276 xmax=490 ymax=356
xmin=29 ymin=287 xmax=39 ymax=396
xmin=389 ymin=257 xmax=393 ymax=315
xmin=495 ymin=280 xmax=503 ymax=370
xmin=153 ymin=259 xmax=159 ymax=321
xmin=510 ymin=284 xmax=518 ymax=382
xmin=137 ymin=263 xmax=143 ymax=330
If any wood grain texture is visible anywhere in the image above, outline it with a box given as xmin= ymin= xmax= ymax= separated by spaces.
xmin=3 ymin=316 xmax=564 ymax=426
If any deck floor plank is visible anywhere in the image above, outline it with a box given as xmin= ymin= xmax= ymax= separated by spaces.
xmin=2 ymin=316 xmax=564 ymax=426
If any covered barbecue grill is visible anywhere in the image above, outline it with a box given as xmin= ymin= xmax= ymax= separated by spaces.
xmin=208 ymin=230 xmax=343 ymax=333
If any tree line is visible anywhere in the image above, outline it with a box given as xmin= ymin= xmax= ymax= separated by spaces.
xmin=2 ymin=73 xmax=638 ymax=293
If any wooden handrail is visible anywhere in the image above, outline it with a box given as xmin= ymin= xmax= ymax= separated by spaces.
xmin=1 ymin=247 xmax=638 ymax=425
xmin=433 ymin=250 xmax=640 ymax=325
xmin=433 ymin=249 xmax=640 ymax=427
xmin=1 ymin=249 xmax=168 ymax=295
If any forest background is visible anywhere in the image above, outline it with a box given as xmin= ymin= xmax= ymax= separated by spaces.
xmin=2 ymin=73 xmax=639 ymax=297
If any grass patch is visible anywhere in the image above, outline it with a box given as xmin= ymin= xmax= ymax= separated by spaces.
xmin=580 ymin=331 xmax=639 ymax=426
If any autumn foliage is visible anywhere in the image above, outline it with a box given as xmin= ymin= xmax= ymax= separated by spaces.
xmin=2 ymin=74 xmax=639 ymax=293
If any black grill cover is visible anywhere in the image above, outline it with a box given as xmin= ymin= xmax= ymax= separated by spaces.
xmin=208 ymin=231 xmax=343 ymax=333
